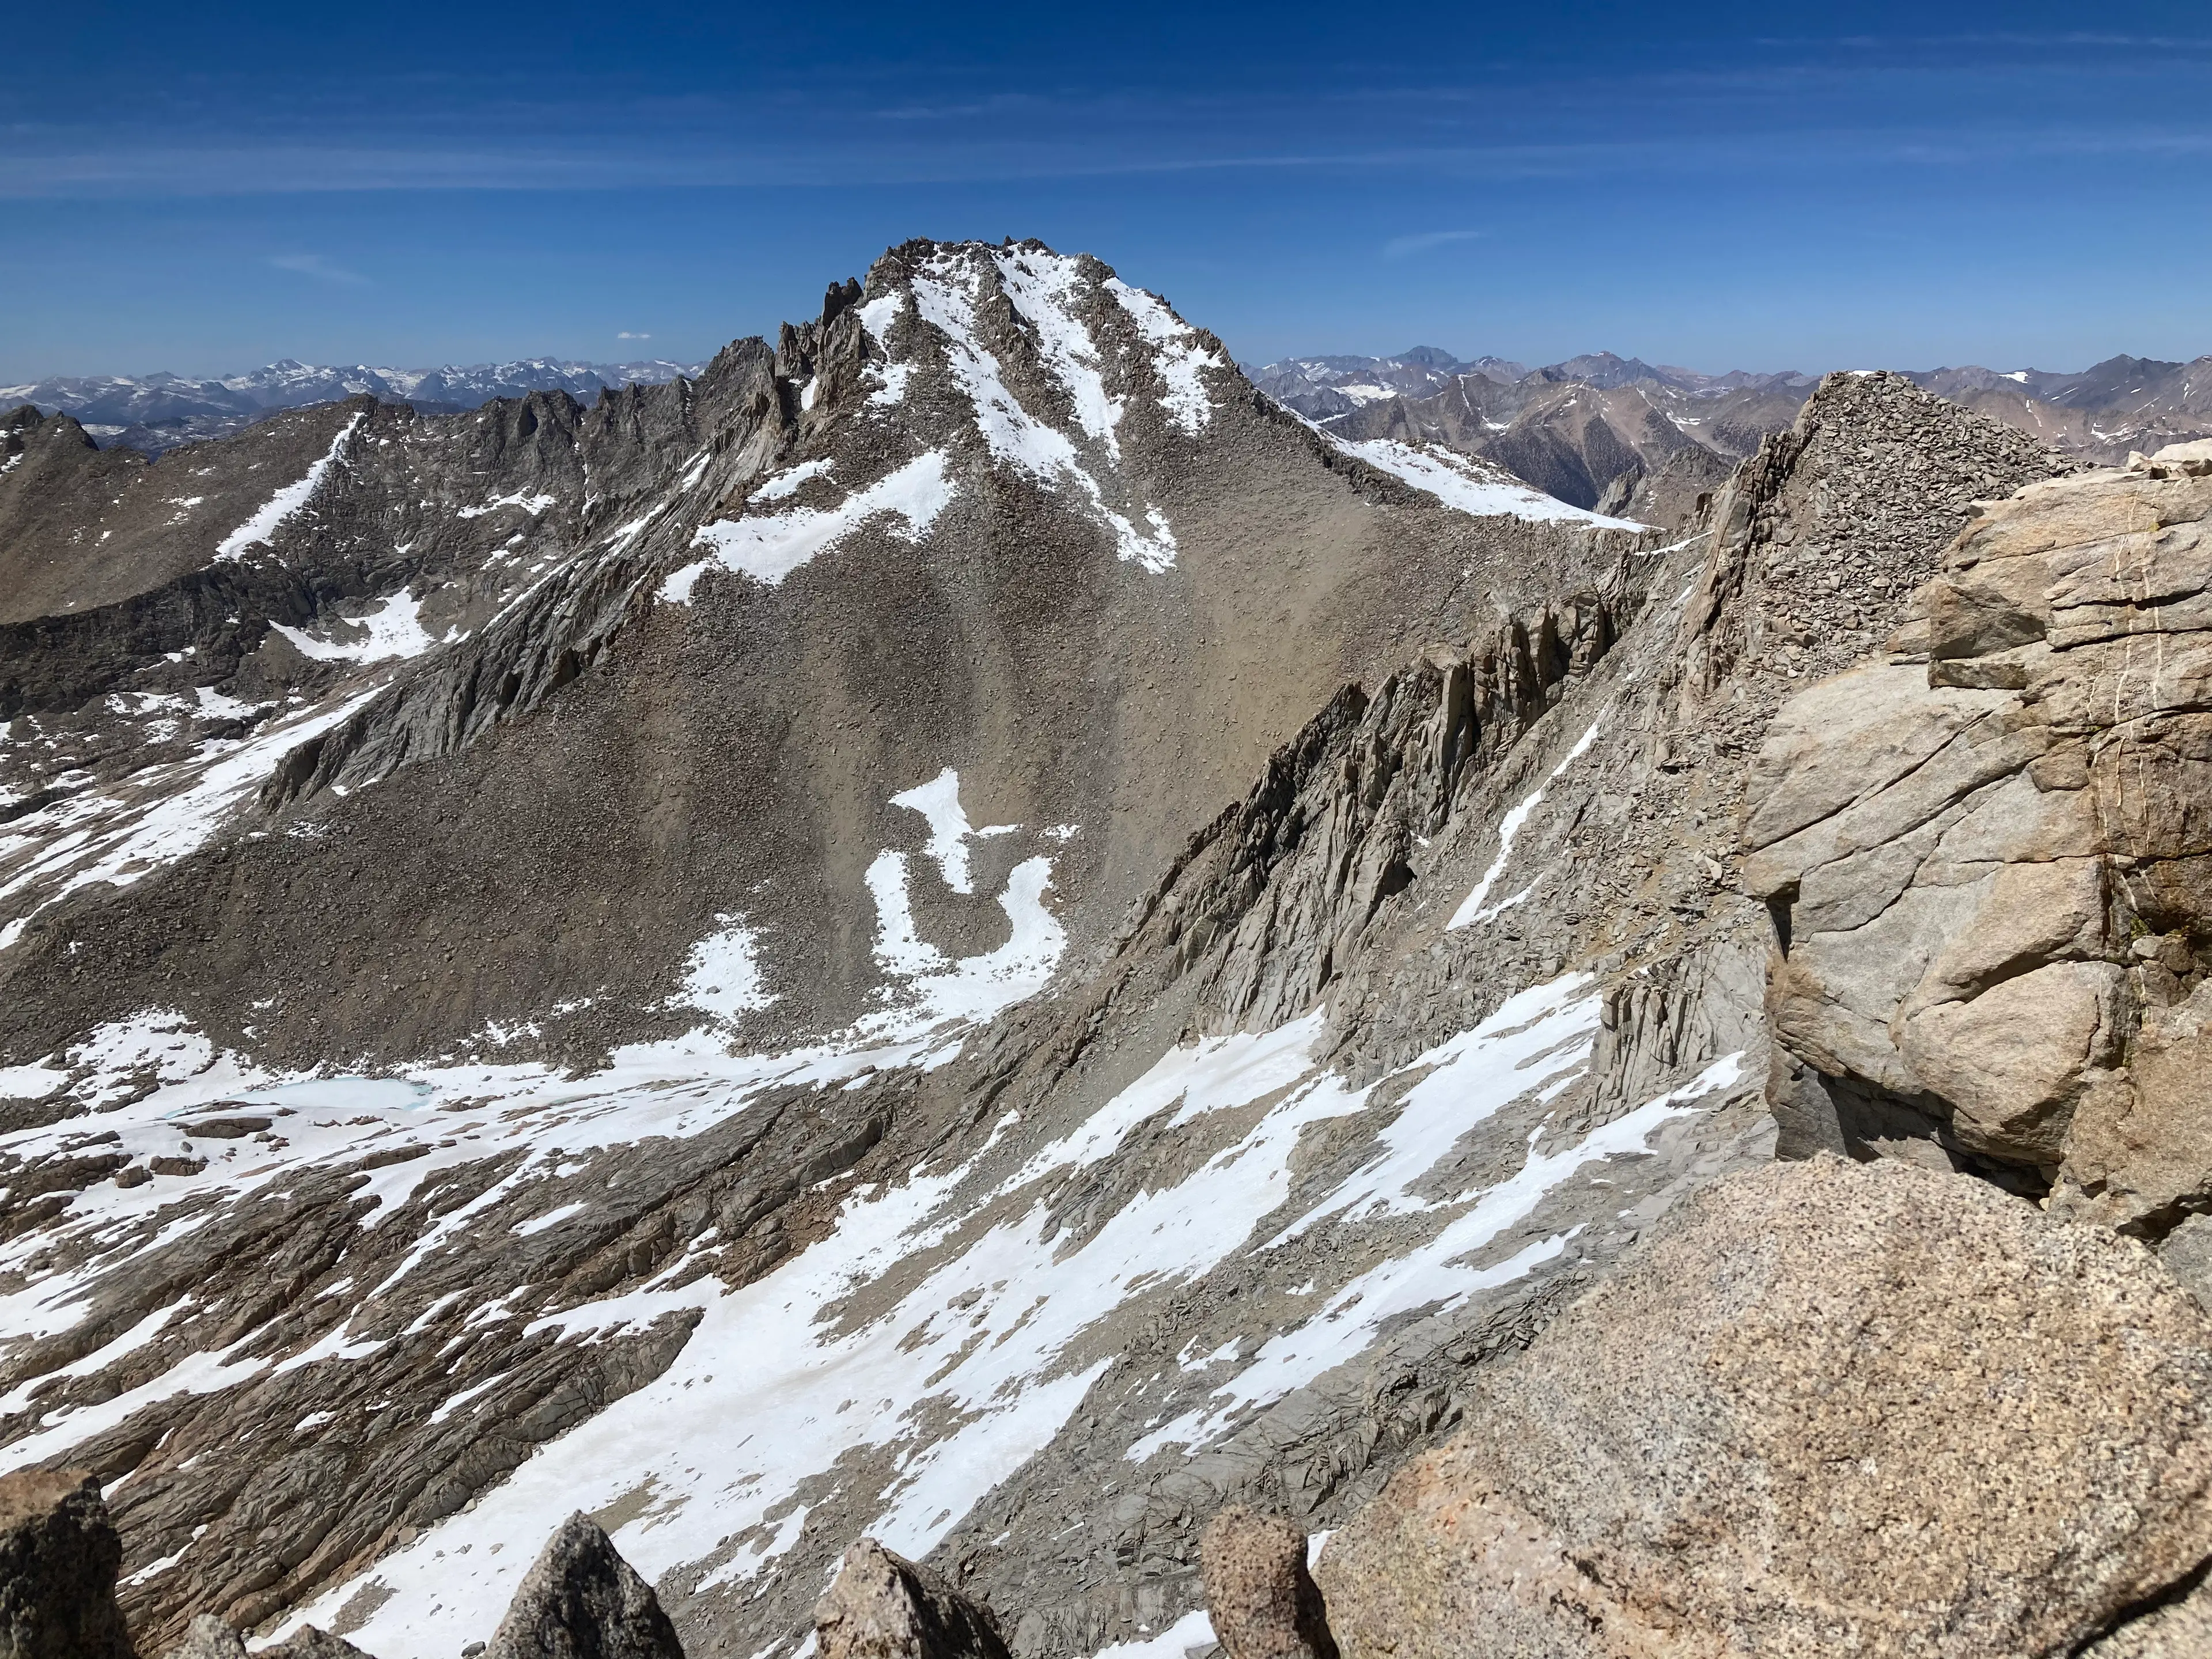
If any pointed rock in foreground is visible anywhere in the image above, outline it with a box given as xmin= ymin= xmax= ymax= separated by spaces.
xmin=0 ymin=1468 xmax=135 ymax=1659
xmin=484 ymin=1514 xmax=684 ymax=1659
xmin=815 ymin=1539 xmax=1010 ymax=1659
xmin=1199 ymin=1509 xmax=1338 ymax=1659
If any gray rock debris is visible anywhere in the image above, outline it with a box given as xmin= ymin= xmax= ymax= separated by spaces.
xmin=0 ymin=1467 xmax=135 ymax=1659
xmin=483 ymin=1513 xmax=684 ymax=1659
xmin=1197 ymin=1509 xmax=1336 ymax=1659
xmin=815 ymin=1539 xmax=1011 ymax=1659
xmin=1315 ymin=1157 xmax=2212 ymax=1659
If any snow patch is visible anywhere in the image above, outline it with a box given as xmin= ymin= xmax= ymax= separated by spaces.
xmin=994 ymin=249 xmax=1123 ymax=460
xmin=663 ymin=452 xmax=953 ymax=600
xmin=1325 ymin=431 xmax=1647 ymax=531
xmin=749 ymin=459 xmax=835 ymax=503
xmin=456 ymin=492 xmax=556 ymax=519
xmin=272 ymin=591 xmax=449 ymax=663
xmin=910 ymin=253 xmax=1175 ymax=573
xmin=672 ymin=917 xmax=777 ymax=1021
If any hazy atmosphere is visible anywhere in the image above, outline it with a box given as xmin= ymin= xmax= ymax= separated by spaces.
xmin=8 ymin=0 xmax=2212 ymax=378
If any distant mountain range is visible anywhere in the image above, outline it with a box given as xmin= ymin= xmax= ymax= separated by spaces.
xmin=0 ymin=357 xmax=706 ymax=453
xmin=1249 ymin=348 xmax=2212 ymax=524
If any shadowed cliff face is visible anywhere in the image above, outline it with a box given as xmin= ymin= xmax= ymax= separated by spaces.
xmin=0 ymin=255 xmax=2091 ymax=1659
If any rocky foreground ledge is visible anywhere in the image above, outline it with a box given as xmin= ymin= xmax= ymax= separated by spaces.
xmin=10 ymin=1154 xmax=2212 ymax=1659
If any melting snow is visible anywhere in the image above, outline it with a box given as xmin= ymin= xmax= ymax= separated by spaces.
xmin=272 ymin=592 xmax=449 ymax=663
xmin=251 ymin=968 xmax=1730 ymax=1655
xmin=669 ymin=917 xmax=777 ymax=1021
xmin=994 ymin=249 xmax=1123 ymax=460
xmin=1321 ymin=430 xmax=1647 ymax=531
xmin=1446 ymin=717 xmax=1604 ymax=930
xmin=214 ymin=413 xmax=365 ymax=561
xmin=749 ymin=459 xmax=835 ymax=503
xmin=909 ymin=253 xmax=1176 ymax=573
xmin=456 ymin=492 xmax=557 ymax=520
xmin=662 ymin=452 xmax=954 ymax=601
xmin=0 ymin=687 xmax=387 ymax=935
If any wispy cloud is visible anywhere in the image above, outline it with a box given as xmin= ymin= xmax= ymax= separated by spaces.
xmin=1382 ymin=229 xmax=1484 ymax=260
xmin=618 ymin=329 xmax=651 ymax=339
xmin=269 ymin=252 xmax=369 ymax=286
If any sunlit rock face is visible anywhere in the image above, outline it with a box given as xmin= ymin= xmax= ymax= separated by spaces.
xmin=1 ymin=251 xmax=2094 ymax=1659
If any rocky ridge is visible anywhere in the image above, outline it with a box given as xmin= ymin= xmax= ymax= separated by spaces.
xmin=1 ymin=361 xmax=707 ymax=456
xmin=1261 ymin=348 xmax=2211 ymax=529
xmin=0 ymin=247 xmax=2137 ymax=1659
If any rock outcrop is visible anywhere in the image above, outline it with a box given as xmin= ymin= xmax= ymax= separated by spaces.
xmin=483 ymin=1514 xmax=685 ymax=1659
xmin=0 ymin=1468 xmax=135 ymax=1659
xmin=815 ymin=1539 xmax=1010 ymax=1659
xmin=1196 ymin=1509 xmax=1335 ymax=1659
xmin=1747 ymin=439 xmax=2212 ymax=1227
xmin=1314 ymin=1156 xmax=2212 ymax=1659
xmin=161 ymin=1615 xmax=374 ymax=1659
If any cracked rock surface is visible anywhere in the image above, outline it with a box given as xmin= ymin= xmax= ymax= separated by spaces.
xmin=1315 ymin=1156 xmax=2212 ymax=1659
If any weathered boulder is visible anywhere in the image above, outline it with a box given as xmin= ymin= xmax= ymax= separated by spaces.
xmin=1197 ymin=1508 xmax=1336 ymax=1659
xmin=159 ymin=1615 xmax=373 ymax=1659
xmin=815 ymin=1539 xmax=1010 ymax=1659
xmin=1745 ymin=441 xmax=2212 ymax=1226
xmin=1314 ymin=1157 xmax=2212 ymax=1659
xmin=483 ymin=1514 xmax=684 ymax=1659
xmin=157 ymin=1616 xmax=243 ymax=1659
xmin=0 ymin=1468 xmax=135 ymax=1659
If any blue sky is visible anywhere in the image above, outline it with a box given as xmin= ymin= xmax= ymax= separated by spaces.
xmin=5 ymin=2 xmax=2210 ymax=380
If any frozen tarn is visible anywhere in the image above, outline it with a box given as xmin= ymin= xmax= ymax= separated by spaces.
xmin=1323 ymin=431 xmax=1648 ymax=532
xmin=456 ymin=491 xmax=557 ymax=519
xmin=1103 ymin=279 xmax=1225 ymax=437
xmin=661 ymin=451 xmax=953 ymax=601
xmin=994 ymin=249 xmax=1123 ymax=459
xmin=1446 ymin=717 xmax=1605 ymax=930
xmin=214 ymin=412 xmax=366 ymax=560
xmin=272 ymin=590 xmax=452 ymax=663
xmin=908 ymin=252 xmax=1176 ymax=573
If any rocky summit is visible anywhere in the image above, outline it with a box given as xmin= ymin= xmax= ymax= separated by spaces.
xmin=3 ymin=240 xmax=2210 ymax=1659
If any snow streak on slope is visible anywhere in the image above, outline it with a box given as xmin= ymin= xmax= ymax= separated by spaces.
xmin=0 ymin=688 xmax=387 ymax=951
xmin=907 ymin=251 xmax=1179 ymax=573
xmin=994 ymin=249 xmax=1123 ymax=461
xmin=1318 ymin=427 xmax=1647 ymax=531
xmin=214 ymin=413 xmax=366 ymax=561
xmin=866 ymin=771 xmax=1063 ymax=1026
xmin=204 ymin=971 xmax=1719 ymax=1656
xmin=661 ymin=452 xmax=955 ymax=600
xmin=1103 ymin=278 xmax=1226 ymax=437
xmin=1447 ymin=717 xmax=1606 ymax=930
